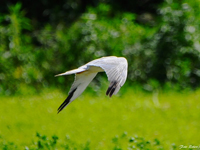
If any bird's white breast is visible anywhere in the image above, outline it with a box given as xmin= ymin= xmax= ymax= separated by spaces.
xmin=88 ymin=66 xmax=104 ymax=73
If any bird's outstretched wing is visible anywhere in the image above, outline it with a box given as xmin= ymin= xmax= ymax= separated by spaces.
xmin=57 ymin=70 xmax=97 ymax=113
xmin=86 ymin=56 xmax=128 ymax=97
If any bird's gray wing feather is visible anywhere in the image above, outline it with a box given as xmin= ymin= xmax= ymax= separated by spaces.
xmin=86 ymin=56 xmax=128 ymax=97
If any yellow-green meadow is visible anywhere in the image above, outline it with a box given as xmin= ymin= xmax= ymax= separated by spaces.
xmin=1 ymin=88 xmax=199 ymax=149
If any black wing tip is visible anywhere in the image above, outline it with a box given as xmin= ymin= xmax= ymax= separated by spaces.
xmin=57 ymin=108 xmax=64 ymax=114
xmin=106 ymin=81 xmax=117 ymax=97
xmin=109 ymin=87 xmax=116 ymax=97
xmin=57 ymin=109 xmax=61 ymax=114
xmin=57 ymin=102 xmax=67 ymax=113
xmin=106 ymin=87 xmax=116 ymax=97
xmin=57 ymin=88 xmax=77 ymax=114
xmin=57 ymin=101 xmax=68 ymax=114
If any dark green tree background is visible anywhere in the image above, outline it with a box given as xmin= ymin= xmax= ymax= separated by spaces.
xmin=0 ymin=0 xmax=200 ymax=95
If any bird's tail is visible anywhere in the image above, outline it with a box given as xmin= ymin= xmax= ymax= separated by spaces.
xmin=55 ymin=68 xmax=86 ymax=77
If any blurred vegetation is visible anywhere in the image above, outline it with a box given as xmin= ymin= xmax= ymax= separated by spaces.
xmin=0 ymin=132 xmax=169 ymax=150
xmin=1 ymin=0 xmax=200 ymax=95
xmin=0 ymin=89 xmax=200 ymax=149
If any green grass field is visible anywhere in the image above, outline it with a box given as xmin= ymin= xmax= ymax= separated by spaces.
xmin=0 ymin=88 xmax=200 ymax=149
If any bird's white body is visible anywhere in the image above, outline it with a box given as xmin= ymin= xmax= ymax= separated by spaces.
xmin=56 ymin=56 xmax=128 ymax=113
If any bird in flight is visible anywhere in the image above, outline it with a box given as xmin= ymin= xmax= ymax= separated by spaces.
xmin=55 ymin=56 xmax=128 ymax=113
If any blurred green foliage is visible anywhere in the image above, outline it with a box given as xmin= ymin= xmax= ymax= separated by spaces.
xmin=1 ymin=0 xmax=200 ymax=95
xmin=148 ymin=0 xmax=200 ymax=89
xmin=0 ymin=0 xmax=162 ymax=26
xmin=1 ymin=132 xmax=169 ymax=150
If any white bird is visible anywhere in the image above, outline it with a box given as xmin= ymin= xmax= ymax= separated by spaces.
xmin=55 ymin=56 xmax=128 ymax=113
